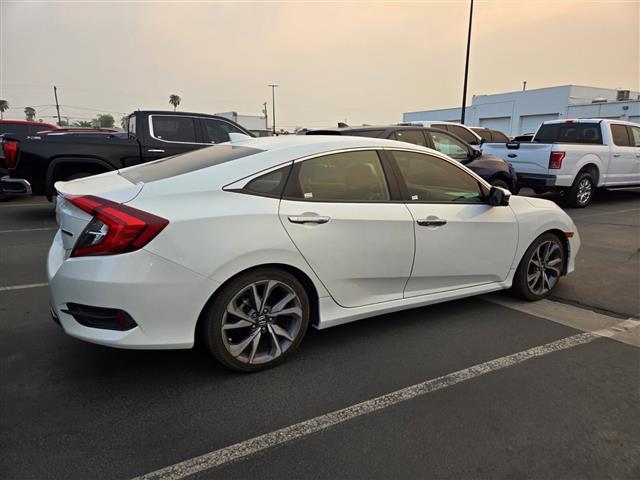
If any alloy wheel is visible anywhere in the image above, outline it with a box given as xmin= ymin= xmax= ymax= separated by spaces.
xmin=221 ymin=280 xmax=303 ymax=365
xmin=526 ymin=240 xmax=563 ymax=295
xmin=576 ymin=177 xmax=593 ymax=206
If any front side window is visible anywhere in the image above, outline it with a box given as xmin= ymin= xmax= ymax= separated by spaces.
xmin=202 ymin=118 xmax=243 ymax=144
xmin=611 ymin=124 xmax=631 ymax=146
xmin=391 ymin=130 xmax=427 ymax=147
xmin=151 ymin=116 xmax=197 ymax=143
xmin=390 ymin=150 xmax=484 ymax=203
xmin=286 ymin=150 xmax=389 ymax=202
xmin=428 ymin=131 xmax=469 ymax=161
xmin=447 ymin=125 xmax=479 ymax=144
xmin=630 ymin=126 xmax=640 ymax=147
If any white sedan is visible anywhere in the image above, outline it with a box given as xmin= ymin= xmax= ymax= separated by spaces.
xmin=48 ymin=135 xmax=580 ymax=371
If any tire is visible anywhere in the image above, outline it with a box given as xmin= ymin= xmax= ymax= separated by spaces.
xmin=490 ymin=178 xmax=511 ymax=192
xmin=566 ymin=171 xmax=595 ymax=208
xmin=202 ymin=268 xmax=310 ymax=372
xmin=511 ymin=233 xmax=565 ymax=301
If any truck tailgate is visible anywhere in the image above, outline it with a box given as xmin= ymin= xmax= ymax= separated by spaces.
xmin=482 ymin=142 xmax=553 ymax=175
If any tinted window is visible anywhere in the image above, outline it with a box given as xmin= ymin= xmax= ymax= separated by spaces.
xmin=392 ymin=130 xmax=427 ymax=146
xmin=473 ymin=129 xmax=492 ymax=142
xmin=447 ymin=125 xmax=478 ymax=144
xmin=286 ymin=150 xmax=389 ymax=202
xmin=534 ymin=123 xmax=602 ymax=144
xmin=630 ymin=126 xmax=640 ymax=147
xmin=120 ymin=145 xmax=260 ymax=183
xmin=491 ymin=130 xmax=510 ymax=142
xmin=428 ymin=131 xmax=469 ymax=161
xmin=432 ymin=124 xmax=449 ymax=132
xmin=346 ymin=130 xmax=384 ymax=138
xmin=391 ymin=150 xmax=484 ymax=203
xmin=0 ymin=123 xmax=29 ymax=135
xmin=202 ymin=118 xmax=243 ymax=144
xmin=244 ymin=165 xmax=291 ymax=197
xmin=151 ymin=116 xmax=197 ymax=143
xmin=611 ymin=124 xmax=631 ymax=146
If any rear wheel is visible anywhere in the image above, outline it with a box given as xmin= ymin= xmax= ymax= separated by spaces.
xmin=566 ymin=171 xmax=595 ymax=208
xmin=512 ymin=233 xmax=565 ymax=301
xmin=202 ymin=268 xmax=310 ymax=372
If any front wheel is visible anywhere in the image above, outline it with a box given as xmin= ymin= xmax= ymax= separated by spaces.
xmin=202 ymin=269 xmax=310 ymax=372
xmin=511 ymin=233 xmax=565 ymax=301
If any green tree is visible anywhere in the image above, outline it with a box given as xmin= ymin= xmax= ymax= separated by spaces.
xmin=94 ymin=113 xmax=115 ymax=128
xmin=0 ymin=99 xmax=8 ymax=119
xmin=73 ymin=120 xmax=93 ymax=128
xmin=24 ymin=106 xmax=36 ymax=121
xmin=169 ymin=94 xmax=181 ymax=111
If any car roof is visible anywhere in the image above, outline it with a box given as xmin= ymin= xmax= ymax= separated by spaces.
xmin=228 ymin=133 xmax=424 ymax=152
xmin=542 ymin=118 xmax=639 ymax=127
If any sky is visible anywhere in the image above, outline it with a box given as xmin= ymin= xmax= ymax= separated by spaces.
xmin=1 ymin=0 xmax=638 ymax=129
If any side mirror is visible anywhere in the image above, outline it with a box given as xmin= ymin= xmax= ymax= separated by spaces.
xmin=488 ymin=186 xmax=511 ymax=206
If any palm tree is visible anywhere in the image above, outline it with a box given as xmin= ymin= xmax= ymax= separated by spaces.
xmin=169 ymin=94 xmax=181 ymax=111
xmin=0 ymin=100 xmax=8 ymax=119
xmin=72 ymin=120 xmax=93 ymax=128
xmin=24 ymin=107 xmax=36 ymax=121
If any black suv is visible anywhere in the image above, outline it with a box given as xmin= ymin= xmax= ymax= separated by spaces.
xmin=302 ymin=125 xmax=518 ymax=192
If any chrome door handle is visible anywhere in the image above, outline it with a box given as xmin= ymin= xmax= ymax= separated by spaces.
xmin=416 ymin=218 xmax=447 ymax=227
xmin=288 ymin=215 xmax=330 ymax=224
xmin=148 ymin=149 xmax=165 ymax=153
xmin=612 ymin=153 xmax=621 ymax=158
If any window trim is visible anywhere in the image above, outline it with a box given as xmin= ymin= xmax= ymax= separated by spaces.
xmin=383 ymin=148 xmax=491 ymax=205
xmin=281 ymin=148 xmax=399 ymax=204
xmin=148 ymin=115 xmax=246 ymax=146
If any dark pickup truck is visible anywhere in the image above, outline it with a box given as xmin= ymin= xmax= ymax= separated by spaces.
xmin=1 ymin=110 xmax=252 ymax=200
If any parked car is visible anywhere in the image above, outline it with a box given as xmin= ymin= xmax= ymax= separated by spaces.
xmin=513 ymin=133 xmax=535 ymax=142
xmin=302 ymin=125 xmax=518 ymax=192
xmin=0 ymin=110 xmax=252 ymax=199
xmin=471 ymin=127 xmax=511 ymax=143
xmin=399 ymin=121 xmax=483 ymax=146
xmin=482 ymin=119 xmax=640 ymax=207
xmin=49 ymin=135 xmax=579 ymax=371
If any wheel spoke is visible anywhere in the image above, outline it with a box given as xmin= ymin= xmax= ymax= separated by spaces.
xmin=542 ymin=272 xmax=550 ymax=291
xmin=546 ymin=265 xmax=561 ymax=276
xmin=261 ymin=280 xmax=278 ymax=311
xmin=527 ymin=271 xmax=541 ymax=285
xmin=271 ymin=292 xmax=296 ymax=313
xmin=248 ymin=330 xmax=262 ymax=363
xmin=228 ymin=328 xmax=260 ymax=357
xmin=250 ymin=283 xmax=262 ymax=311
xmin=267 ymin=324 xmax=282 ymax=357
xmin=271 ymin=323 xmax=294 ymax=342
xmin=222 ymin=319 xmax=254 ymax=330
xmin=547 ymin=257 xmax=562 ymax=267
xmin=226 ymin=303 xmax=254 ymax=323
xmin=270 ymin=306 xmax=302 ymax=318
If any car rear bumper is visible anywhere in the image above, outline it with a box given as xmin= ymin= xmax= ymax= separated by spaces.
xmin=516 ymin=173 xmax=556 ymax=190
xmin=1 ymin=176 xmax=32 ymax=195
xmin=47 ymin=231 xmax=221 ymax=349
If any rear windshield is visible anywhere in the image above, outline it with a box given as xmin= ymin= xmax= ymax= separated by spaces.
xmin=0 ymin=124 xmax=30 ymax=135
xmin=534 ymin=123 xmax=602 ymax=144
xmin=119 ymin=145 xmax=261 ymax=183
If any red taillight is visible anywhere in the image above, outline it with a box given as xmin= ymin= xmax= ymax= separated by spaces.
xmin=549 ymin=151 xmax=565 ymax=169
xmin=3 ymin=141 xmax=19 ymax=169
xmin=67 ymin=195 xmax=169 ymax=257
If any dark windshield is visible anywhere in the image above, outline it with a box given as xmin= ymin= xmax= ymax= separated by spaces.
xmin=534 ymin=123 xmax=602 ymax=144
xmin=120 ymin=145 xmax=261 ymax=183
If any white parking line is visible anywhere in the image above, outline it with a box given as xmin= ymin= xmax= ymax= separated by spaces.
xmin=0 ymin=283 xmax=48 ymax=292
xmin=133 ymin=318 xmax=639 ymax=480
xmin=0 ymin=227 xmax=56 ymax=233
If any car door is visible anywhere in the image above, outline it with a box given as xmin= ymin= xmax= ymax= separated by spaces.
xmin=608 ymin=124 xmax=637 ymax=185
xmin=200 ymin=117 xmax=246 ymax=144
xmin=145 ymin=115 xmax=205 ymax=162
xmin=278 ymin=149 xmax=415 ymax=308
xmin=386 ymin=149 xmax=517 ymax=297
xmin=629 ymin=125 xmax=640 ymax=180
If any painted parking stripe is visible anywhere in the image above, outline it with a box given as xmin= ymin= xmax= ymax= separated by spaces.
xmin=0 ymin=283 xmax=48 ymax=292
xmin=0 ymin=227 xmax=56 ymax=233
xmin=133 ymin=319 xmax=639 ymax=480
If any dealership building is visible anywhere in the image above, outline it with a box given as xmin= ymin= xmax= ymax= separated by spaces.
xmin=215 ymin=111 xmax=271 ymax=137
xmin=403 ymin=85 xmax=640 ymax=136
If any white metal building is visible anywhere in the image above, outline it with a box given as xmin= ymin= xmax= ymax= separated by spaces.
xmin=215 ymin=111 xmax=270 ymax=137
xmin=403 ymin=85 xmax=640 ymax=136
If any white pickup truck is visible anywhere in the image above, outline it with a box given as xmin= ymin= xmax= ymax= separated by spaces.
xmin=483 ymin=119 xmax=640 ymax=207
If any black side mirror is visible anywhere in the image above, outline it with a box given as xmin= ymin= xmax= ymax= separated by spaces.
xmin=488 ymin=186 xmax=511 ymax=206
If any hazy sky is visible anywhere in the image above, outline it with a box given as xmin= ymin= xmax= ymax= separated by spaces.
xmin=1 ymin=0 xmax=638 ymax=128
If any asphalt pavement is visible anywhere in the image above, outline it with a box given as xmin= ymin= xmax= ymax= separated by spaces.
xmin=1 ymin=191 xmax=638 ymax=480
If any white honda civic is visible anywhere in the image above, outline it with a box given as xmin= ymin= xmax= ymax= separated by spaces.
xmin=48 ymin=135 xmax=579 ymax=371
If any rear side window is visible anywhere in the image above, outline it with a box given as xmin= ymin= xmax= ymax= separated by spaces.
xmin=151 ymin=116 xmax=197 ymax=143
xmin=202 ymin=118 xmax=244 ymax=144
xmin=120 ymin=145 xmax=261 ymax=183
xmin=0 ymin=123 xmax=29 ymax=135
xmin=243 ymin=165 xmax=291 ymax=197
xmin=473 ymin=129 xmax=492 ymax=142
xmin=630 ymin=126 xmax=640 ymax=147
xmin=491 ymin=130 xmax=510 ymax=142
xmin=611 ymin=124 xmax=632 ymax=146
xmin=432 ymin=124 xmax=449 ymax=132
xmin=534 ymin=123 xmax=602 ymax=144
xmin=447 ymin=125 xmax=479 ymax=144
xmin=285 ymin=150 xmax=389 ymax=202
xmin=391 ymin=130 xmax=427 ymax=146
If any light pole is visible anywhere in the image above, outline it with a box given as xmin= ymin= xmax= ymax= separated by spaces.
xmin=262 ymin=102 xmax=268 ymax=134
xmin=460 ymin=0 xmax=473 ymax=125
xmin=268 ymin=84 xmax=278 ymax=135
